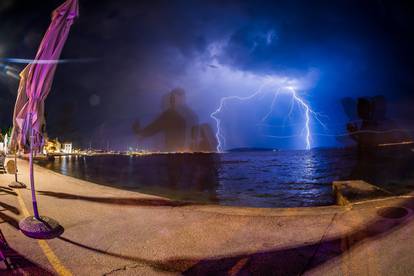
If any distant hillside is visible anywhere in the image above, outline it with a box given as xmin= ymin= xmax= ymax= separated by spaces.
xmin=227 ymin=147 xmax=278 ymax=152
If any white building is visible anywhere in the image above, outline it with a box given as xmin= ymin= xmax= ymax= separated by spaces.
xmin=62 ymin=143 xmax=72 ymax=154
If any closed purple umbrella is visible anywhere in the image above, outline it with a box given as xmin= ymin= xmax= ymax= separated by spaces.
xmin=12 ymin=0 xmax=79 ymax=239
xmin=11 ymin=65 xmax=29 ymax=151
xmin=16 ymin=0 xmax=79 ymax=148
xmin=8 ymin=65 xmax=30 ymax=189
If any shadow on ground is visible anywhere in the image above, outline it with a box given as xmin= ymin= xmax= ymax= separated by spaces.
xmin=38 ymin=190 xmax=195 ymax=207
xmin=0 ymin=186 xmax=54 ymax=274
xmin=54 ymin=194 xmax=414 ymax=275
xmin=0 ymin=187 xmax=17 ymax=196
xmin=0 ymin=187 xmax=19 ymax=229
xmin=3 ymin=186 xmax=414 ymax=274
xmin=1 ymin=230 xmax=54 ymax=275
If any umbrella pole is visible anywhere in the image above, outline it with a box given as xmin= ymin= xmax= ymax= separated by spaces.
xmin=29 ymin=127 xmax=40 ymax=219
xmin=19 ymin=113 xmax=62 ymax=239
xmin=14 ymin=152 xmax=18 ymax=183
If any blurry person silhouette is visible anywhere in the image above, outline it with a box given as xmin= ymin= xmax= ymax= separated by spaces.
xmin=346 ymin=97 xmax=376 ymax=149
xmin=343 ymin=96 xmax=414 ymax=192
xmin=371 ymin=95 xmax=411 ymax=144
xmin=345 ymin=95 xmax=412 ymax=151
xmin=135 ymin=88 xmax=198 ymax=152
xmin=191 ymin=123 xmax=218 ymax=152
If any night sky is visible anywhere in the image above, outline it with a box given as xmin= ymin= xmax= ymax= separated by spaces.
xmin=1 ymin=0 xmax=414 ymax=150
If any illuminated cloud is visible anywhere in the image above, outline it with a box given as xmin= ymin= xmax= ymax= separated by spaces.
xmin=0 ymin=0 xmax=413 ymax=149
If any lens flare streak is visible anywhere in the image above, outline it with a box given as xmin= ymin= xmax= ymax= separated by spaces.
xmin=0 ymin=58 xmax=97 ymax=64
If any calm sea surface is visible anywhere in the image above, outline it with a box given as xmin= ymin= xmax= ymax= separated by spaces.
xmin=37 ymin=148 xmax=414 ymax=208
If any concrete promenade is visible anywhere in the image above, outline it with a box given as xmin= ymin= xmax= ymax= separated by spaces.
xmin=1 ymin=159 xmax=414 ymax=275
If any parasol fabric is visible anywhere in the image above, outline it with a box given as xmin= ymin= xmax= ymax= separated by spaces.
xmin=13 ymin=0 xmax=79 ymax=152
xmin=10 ymin=65 xmax=29 ymax=150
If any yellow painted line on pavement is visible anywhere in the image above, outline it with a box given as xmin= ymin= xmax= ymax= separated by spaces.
xmin=15 ymin=189 xmax=72 ymax=276
xmin=38 ymin=240 xmax=72 ymax=276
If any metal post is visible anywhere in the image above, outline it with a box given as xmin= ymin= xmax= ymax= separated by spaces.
xmin=28 ymin=113 xmax=40 ymax=219
xmin=19 ymin=113 xmax=61 ymax=239
xmin=14 ymin=151 xmax=18 ymax=183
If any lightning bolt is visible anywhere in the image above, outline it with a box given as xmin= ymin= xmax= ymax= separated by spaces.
xmin=290 ymin=87 xmax=311 ymax=150
xmin=210 ymin=80 xmax=325 ymax=152
xmin=210 ymin=80 xmax=272 ymax=152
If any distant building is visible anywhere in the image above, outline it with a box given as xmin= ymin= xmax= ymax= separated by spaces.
xmin=62 ymin=143 xmax=72 ymax=154
xmin=44 ymin=138 xmax=62 ymax=154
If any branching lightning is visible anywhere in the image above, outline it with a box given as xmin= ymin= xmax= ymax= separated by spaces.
xmin=210 ymin=80 xmax=272 ymax=152
xmin=210 ymin=78 xmax=325 ymax=152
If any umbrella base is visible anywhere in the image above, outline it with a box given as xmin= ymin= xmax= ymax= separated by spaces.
xmin=19 ymin=216 xmax=63 ymax=239
xmin=9 ymin=181 xmax=27 ymax=189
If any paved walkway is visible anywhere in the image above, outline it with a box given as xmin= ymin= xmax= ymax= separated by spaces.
xmin=1 ymin=159 xmax=414 ymax=275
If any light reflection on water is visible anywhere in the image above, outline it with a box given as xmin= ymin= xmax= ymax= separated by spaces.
xmin=36 ymin=148 xmax=414 ymax=208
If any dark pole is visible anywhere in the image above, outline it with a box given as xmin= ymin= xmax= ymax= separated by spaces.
xmin=14 ymin=151 xmax=18 ymax=182
xmin=19 ymin=112 xmax=61 ymax=239
xmin=28 ymin=113 xmax=40 ymax=219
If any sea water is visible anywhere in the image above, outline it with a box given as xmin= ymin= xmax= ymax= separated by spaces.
xmin=37 ymin=148 xmax=414 ymax=208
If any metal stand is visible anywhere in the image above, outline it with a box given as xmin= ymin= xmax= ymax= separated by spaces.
xmin=19 ymin=216 xmax=63 ymax=239
xmin=19 ymin=114 xmax=63 ymax=239
xmin=9 ymin=152 xmax=27 ymax=189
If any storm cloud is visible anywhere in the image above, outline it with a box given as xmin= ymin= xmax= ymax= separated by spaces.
xmin=1 ymin=0 xmax=414 ymax=149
